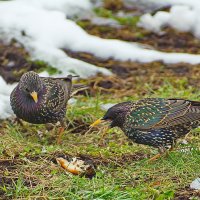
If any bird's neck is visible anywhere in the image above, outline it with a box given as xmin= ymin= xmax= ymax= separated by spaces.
xmin=111 ymin=115 xmax=126 ymax=129
xmin=17 ymin=86 xmax=46 ymax=109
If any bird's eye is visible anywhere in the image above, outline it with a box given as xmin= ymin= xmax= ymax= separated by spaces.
xmin=25 ymin=88 xmax=29 ymax=92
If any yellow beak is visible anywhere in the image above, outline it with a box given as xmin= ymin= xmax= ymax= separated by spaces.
xmin=30 ymin=91 xmax=38 ymax=103
xmin=90 ymin=118 xmax=103 ymax=127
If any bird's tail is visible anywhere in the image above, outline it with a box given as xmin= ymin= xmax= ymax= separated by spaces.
xmin=50 ymin=75 xmax=78 ymax=83
xmin=52 ymin=75 xmax=79 ymax=81
xmin=59 ymin=75 xmax=74 ymax=93
xmin=63 ymin=75 xmax=88 ymax=96
xmin=51 ymin=75 xmax=88 ymax=96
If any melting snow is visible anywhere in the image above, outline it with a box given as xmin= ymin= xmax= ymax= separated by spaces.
xmin=1 ymin=0 xmax=200 ymax=74
xmin=100 ymin=103 xmax=116 ymax=111
xmin=190 ymin=178 xmax=200 ymax=190
xmin=0 ymin=77 xmax=16 ymax=119
xmin=139 ymin=0 xmax=200 ymax=39
xmin=0 ymin=0 xmax=111 ymax=78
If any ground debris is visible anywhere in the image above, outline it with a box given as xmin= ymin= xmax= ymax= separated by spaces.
xmin=78 ymin=18 xmax=200 ymax=54
xmin=0 ymin=41 xmax=31 ymax=83
xmin=174 ymin=187 xmax=200 ymax=199
xmin=78 ymin=152 xmax=148 ymax=167
xmin=0 ymin=41 xmax=57 ymax=83
xmin=0 ymin=158 xmax=39 ymax=197
xmin=56 ymin=157 xmax=95 ymax=177
xmin=65 ymin=48 xmax=200 ymax=97
xmin=67 ymin=119 xmax=90 ymax=135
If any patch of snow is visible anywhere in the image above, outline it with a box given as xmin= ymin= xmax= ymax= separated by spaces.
xmin=37 ymin=130 xmax=43 ymax=138
xmin=41 ymin=146 xmax=47 ymax=153
xmin=0 ymin=0 xmax=111 ymax=78
xmin=16 ymin=0 xmax=93 ymax=18
xmin=139 ymin=0 xmax=200 ymax=39
xmin=178 ymin=147 xmax=194 ymax=153
xmin=100 ymin=103 xmax=116 ymax=111
xmin=0 ymin=77 xmax=16 ymax=119
xmin=123 ymin=0 xmax=169 ymax=13
xmin=7 ymin=61 xmax=16 ymax=68
xmin=179 ymin=139 xmax=188 ymax=145
xmin=190 ymin=178 xmax=200 ymax=190
xmin=68 ymin=98 xmax=77 ymax=105
xmin=138 ymin=12 xmax=170 ymax=33
xmin=38 ymin=71 xmax=50 ymax=77
xmin=156 ymin=0 xmax=200 ymax=8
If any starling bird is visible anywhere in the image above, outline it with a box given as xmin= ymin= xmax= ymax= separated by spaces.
xmin=10 ymin=71 xmax=86 ymax=143
xmin=91 ymin=98 xmax=200 ymax=160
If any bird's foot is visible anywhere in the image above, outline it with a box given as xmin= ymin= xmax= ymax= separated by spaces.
xmin=148 ymin=145 xmax=176 ymax=162
xmin=14 ymin=118 xmax=24 ymax=127
xmin=169 ymin=146 xmax=175 ymax=152
xmin=148 ymin=153 xmax=161 ymax=162
xmin=148 ymin=147 xmax=169 ymax=162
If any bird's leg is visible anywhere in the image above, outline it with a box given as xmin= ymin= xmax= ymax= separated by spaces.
xmin=169 ymin=141 xmax=177 ymax=152
xmin=57 ymin=120 xmax=67 ymax=144
xmin=148 ymin=147 xmax=166 ymax=162
xmin=14 ymin=118 xmax=24 ymax=127
xmin=57 ymin=127 xmax=65 ymax=144
xmin=148 ymin=154 xmax=161 ymax=162
xmin=14 ymin=118 xmax=30 ymax=132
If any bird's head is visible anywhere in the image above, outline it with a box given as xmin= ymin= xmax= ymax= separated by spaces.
xmin=19 ymin=71 xmax=43 ymax=103
xmin=90 ymin=102 xmax=132 ymax=129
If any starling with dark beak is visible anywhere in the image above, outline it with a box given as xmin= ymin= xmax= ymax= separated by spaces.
xmin=91 ymin=98 xmax=200 ymax=160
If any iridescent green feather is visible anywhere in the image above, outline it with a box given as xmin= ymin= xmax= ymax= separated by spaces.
xmin=126 ymin=98 xmax=168 ymax=129
xmin=126 ymin=98 xmax=200 ymax=130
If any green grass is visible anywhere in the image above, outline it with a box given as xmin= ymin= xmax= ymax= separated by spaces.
xmin=94 ymin=7 xmax=140 ymax=27
xmin=0 ymin=79 xmax=200 ymax=199
xmin=32 ymin=60 xmax=61 ymax=75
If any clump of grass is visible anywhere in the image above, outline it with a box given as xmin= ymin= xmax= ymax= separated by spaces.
xmin=32 ymin=60 xmax=61 ymax=75
xmin=0 ymin=80 xmax=200 ymax=199
xmin=94 ymin=7 xmax=140 ymax=27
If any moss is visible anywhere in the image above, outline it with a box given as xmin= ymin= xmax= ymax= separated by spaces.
xmin=94 ymin=7 xmax=140 ymax=27
xmin=32 ymin=60 xmax=61 ymax=75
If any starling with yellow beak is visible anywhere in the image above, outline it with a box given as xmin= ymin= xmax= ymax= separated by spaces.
xmin=10 ymin=71 xmax=86 ymax=143
xmin=91 ymin=98 xmax=200 ymax=160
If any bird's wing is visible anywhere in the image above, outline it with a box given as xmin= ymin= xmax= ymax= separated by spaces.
xmin=127 ymin=98 xmax=200 ymax=130
xmin=41 ymin=75 xmax=73 ymax=92
xmin=43 ymin=78 xmax=68 ymax=113
xmin=41 ymin=75 xmax=79 ymax=80
xmin=41 ymin=76 xmax=87 ymax=97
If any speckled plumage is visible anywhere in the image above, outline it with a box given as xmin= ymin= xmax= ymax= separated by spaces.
xmin=102 ymin=98 xmax=200 ymax=149
xmin=10 ymin=71 xmax=73 ymax=125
